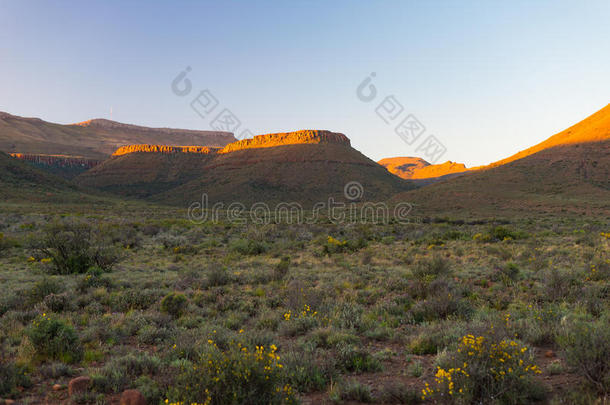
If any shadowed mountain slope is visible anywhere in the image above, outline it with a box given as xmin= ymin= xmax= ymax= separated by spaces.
xmin=0 ymin=151 xmax=90 ymax=202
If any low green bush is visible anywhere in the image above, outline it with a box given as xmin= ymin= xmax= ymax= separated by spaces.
xmin=411 ymin=254 xmax=452 ymax=280
xmin=206 ymin=266 xmax=232 ymax=287
xmin=91 ymin=352 xmax=162 ymax=393
xmin=377 ymin=383 xmax=421 ymax=404
xmin=0 ymin=359 xmax=31 ymax=397
xmin=76 ymin=267 xmax=113 ymax=292
xmin=283 ymin=349 xmax=334 ymax=393
xmin=167 ymin=340 xmax=297 ymax=404
xmin=0 ymin=232 xmax=17 ymax=256
xmin=336 ymin=343 xmax=382 ymax=373
xmin=321 ymin=236 xmax=367 ymax=255
xmin=160 ymin=292 xmax=188 ymax=318
xmin=558 ymin=314 xmax=610 ymax=394
xmin=26 ymin=314 xmax=82 ymax=363
xmin=334 ymin=381 xmax=373 ymax=403
xmin=230 ymin=238 xmax=269 ymax=255
xmin=273 ymin=256 xmax=291 ymax=281
xmin=31 ymin=220 xmax=121 ymax=274
xmin=27 ymin=276 xmax=63 ymax=305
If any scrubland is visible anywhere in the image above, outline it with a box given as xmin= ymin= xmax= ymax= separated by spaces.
xmin=0 ymin=206 xmax=608 ymax=404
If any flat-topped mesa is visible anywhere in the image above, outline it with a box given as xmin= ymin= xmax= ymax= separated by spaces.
xmin=112 ymin=144 xmax=221 ymax=156
xmin=219 ymin=130 xmax=350 ymax=154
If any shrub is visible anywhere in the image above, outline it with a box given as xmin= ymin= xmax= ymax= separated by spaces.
xmin=206 ymin=265 xmax=233 ymax=287
xmin=0 ymin=359 xmax=31 ymax=397
xmin=421 ymin=334 xmax=544 ymax=404
xmin=407 ymin=280 xmax=471 ymax=323
xmin=322 ymin=236 xmax=367 ymax=255
xmin=76 ymin=266 xmax=113 ymax=292
xmin=488 ymin=226 xmax=527 ymax=242
xmin=91 ymin=352 xmax=161 ymax=393
xmin=27 ymin=276 xmax=63 ymax=305
xmin=160 ymin=292 xmax=188 ymax=318
xmin=134 ymin=375 xmax=162 ymax=404
xmin=377 ymin=382 xmax=421 ymax=404
xmin=335 ymin=301 xmax=363 ymax=330
xmin=283 ymin=349 xmax=334 ymax=392
xmin=558 ymin=315 xmax=610 ymax=394
xmin=409 ymin=295 xmax=471 ymax=324
xmin=230 ymin=238 xmax=269 ymax=255
xmin=335 ymin=381 xmax=373 ymax=403
xmin=26 ymin=314 xmax=82 ymax=363
xmin=273 ymin=256 xmax=291 ymax=281
xmin=541 ymin=268 xmax=581 ymax=302
xmin=336 ymin=343 xmax=382 ymax=373
xmin=109 ymin=289 xmax=159 ymax=312
xmin=42 ymin=292 xmax=72 ymax=312
xmin=412 ymin=254 xmax=452 ymax=280
xmin=406 ymin=323 xmax=465 ymax=355
xmin=32 ymin=220 xmax=121 ymax=274
xmin=40 ymin=361 xmax=75 ymax=379
xmin=167 ymin=340 xmax=297 ymax=404
xmin=0 ymin=232 xmax=16 ymax=256
xmin=499 ymin=262 xmax=520 ymax=281
xmin=407 ymin=360 xmax=424 ymax=377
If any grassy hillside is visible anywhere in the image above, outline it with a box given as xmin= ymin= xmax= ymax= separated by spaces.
xmin=76 ymin=152 xmax=217 ymax=198
xmin=157 ymin=143 xmax=413 ymax=207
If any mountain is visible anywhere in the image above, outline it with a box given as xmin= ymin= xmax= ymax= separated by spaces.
xmin=378 ymin=157 xmax=468 ymax=180
xmin=76 ymin=145 xmax=219 ymax=197
xmin=8 ymin=153 xmax=103 ymax=179
xmin=0 ymin=112 xmax=236 ymax=160
xmin=77 ymin=130 xmax=413 ymax=207
xmin=0 ymin=151 xmax=87 ymax=202
xmin=391 ymin=104 xmax=610 ymax=217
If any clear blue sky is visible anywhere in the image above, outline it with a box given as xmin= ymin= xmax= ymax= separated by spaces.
xmin=1 ymin=0 xmax=609 ymax=166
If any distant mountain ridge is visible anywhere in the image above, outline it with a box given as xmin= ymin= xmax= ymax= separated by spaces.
xmin=0 ymin=112 xmax=236 ymax=159
xmin=378 ymin=157 xmax=468 ymax=180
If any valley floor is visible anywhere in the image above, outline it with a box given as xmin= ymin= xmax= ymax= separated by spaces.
xmin=0 ymin=204 xmax=608 ymax=404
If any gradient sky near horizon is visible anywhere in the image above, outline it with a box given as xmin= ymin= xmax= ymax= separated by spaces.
xmin=1 ymin=1 xmax=609 ymax=166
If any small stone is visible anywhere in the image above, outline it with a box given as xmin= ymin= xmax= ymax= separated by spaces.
xmin=120 ymin=389 xmax=147 ymax=405
xmin=52 ymin=384 xmax=63 ymax=391
xmin=545 ymin=350 xmax=555 ymax=358
xmin=68 ymin=376 xmax=91 ymax=396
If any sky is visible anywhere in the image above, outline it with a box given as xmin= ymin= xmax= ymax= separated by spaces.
xmin=1 ymin=0 xmax=609 ymax=166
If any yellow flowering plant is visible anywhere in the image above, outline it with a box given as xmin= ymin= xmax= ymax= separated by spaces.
xmin=422 ymin=334 xmax=542 ymax=404
xmin=166 ymin=340 xmax=297 ymax=405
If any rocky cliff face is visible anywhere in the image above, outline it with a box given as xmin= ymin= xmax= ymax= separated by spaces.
xmin=219 ymin=130 xmax=350 ymax=154
xmin=112 ymin=145 xmax=220 ymax=156
xmin=110 ymin=130 xmax=352 ymax=157
xmin=10 ymin=153 xmax=101 ymax=169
